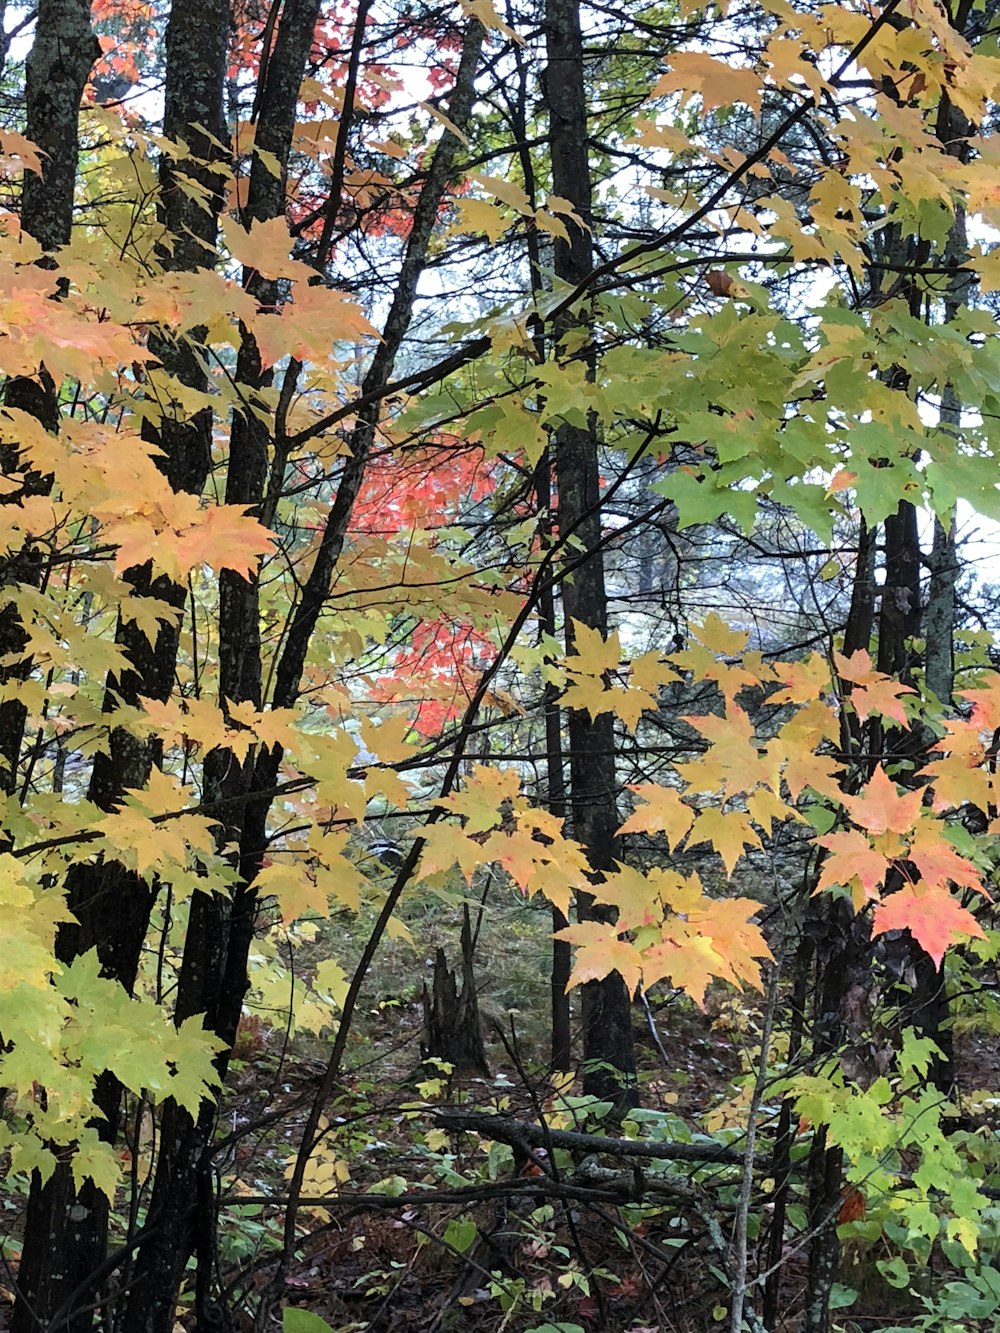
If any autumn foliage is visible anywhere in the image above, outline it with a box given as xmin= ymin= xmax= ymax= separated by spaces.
xmin=3 ymin=0 xmax=1000 ymax=1329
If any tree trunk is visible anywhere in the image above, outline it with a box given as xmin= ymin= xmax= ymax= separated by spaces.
xmin=0 ymin=0 xmax=99 ymax=790
xmin=544 ymin=0 xmax=637 ymax=1110
xmin=123 ymin=19 xmax=485 ymax=1333
xmin=11 ymin=2 xmax=231 ymax=1329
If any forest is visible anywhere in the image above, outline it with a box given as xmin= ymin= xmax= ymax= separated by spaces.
xmin=2 ymin=0 xmax=1000 ymax=1330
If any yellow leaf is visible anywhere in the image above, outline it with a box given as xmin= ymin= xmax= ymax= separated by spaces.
xmin=314 ymin=959 xmax=349 ymax=1008
xmin=533 ymin=208 xmax=570 ymax=244
xmin=417 ymin=821 xmax=485 ymax=883
xmin=686 ymin=808 xmax=762 ymax=875
xmin=418 ymin=100 xmax=469 ymax=145
xmin=747 ymin=786 xmax=798 ymax=833
xmin=255 ymin=860 xmax=329 ymax=924
xmin=651 ymin=52 xmax=762 ymax=114
xmin=469 ymin=173 xmax=531 ymax=214
xmin=220 ymin=215 xmax=313 ymax=281
xmin=619 ymin=784 xmax=694 ymax=849
xmin=690 ymin=612 xmax=748 ymax=656
xmin=459 ymin=0 xmax=524 ymax=42
xmin=567 ymin=621 xmax=622 ymax=674
xmin=454 ymin=197 xmax=508 ymax=241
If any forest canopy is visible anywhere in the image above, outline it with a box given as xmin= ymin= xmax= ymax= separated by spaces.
xmin=2 ymin=0 xmax=1000 ymax=1330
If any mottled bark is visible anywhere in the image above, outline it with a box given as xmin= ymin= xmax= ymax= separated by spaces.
xmin=21 ymin=0 xmax=98 ymax=252
xmin=0 ymin=0 xmax=99 ymax=793
xmin=11 ymin=3 xmax=230 ymax=1329
xmin=545 ymin=0 xmax=637 ymax=1109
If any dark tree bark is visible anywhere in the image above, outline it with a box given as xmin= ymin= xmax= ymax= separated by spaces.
xmin=11 ymin=3 xmax=231 ymax=1330
xmin=506 ymin=39 xmax=572 ymax=1072
xmin=544 ymin=0 xmax=637 ymax=1109
xmin=0 ymin=0 xmax=100 ymax=791
xmin=122 ymin=18 xmax=485 ymax=1333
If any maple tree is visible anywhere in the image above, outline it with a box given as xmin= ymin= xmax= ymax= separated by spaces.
xmin=1 ymin=0 xmax=1000 ymax=1330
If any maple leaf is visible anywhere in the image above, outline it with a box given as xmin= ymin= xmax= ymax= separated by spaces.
xmin=688 ymin=612 xmax=747 ymax=655
xmin=816 ymin=828 xmax=890 ymax=908
xmin=833 ymin=647 xmax=880 ymax=685
xmin=639 ymin=896 xmax=771 ymax=1007
xmin=747 ymin=786 xmax=798 ymax=833
xmin=221 ymin=215 xmax=313 ymax=282
xmin=171 ymin=504 xmax=277 ymax=580
xmin=684 ymin=703 xmax=765 ymax=795
xmin=685 ymin=807 xmax=762 ymax=875
xmin=359 ymin=714 xmax=420 ymax=764
xmin=442 ymin=763 xmax=520 ymax=833
xmin=651 ymin=51 xmax=763 ymax=114
xmin=254 ymin=861 xmax=329 ymax=924
xmin=416 ymin=821 xmax=485 ymax=883
xmin=0 ymin=129 xmax=42 ymax=176
xmin=959 ymin=678 xmax=1000 ymax=732
xmin=453 ymin=197 xmax=509 ymax=242
xmin=134 ymin=696 xmax=241 ymax=757
xmin=252 ymin=284 xmax=376 ymax=368
xmin=629 ymin=648 xmax=679 ymax=695
xmin=590 ymin=863 xmax=664 ymax=931
xmin=480 ymin=826 xmax=542 ymax=888
xmin=556 ymin=920 xmax=643 ymax=996
xmin=683 ymin=896 xmax=773 ymax=987
xmin=778 ymin=744 xmax=845 ymax=802
xmin=640 ymin=934 xmax=723 ymax=1008
xmin=839 ymin=663 xmax=916 ymax=725
xmin=770 ymin=652 xmax=832 ymax=705
xmin=872 ymin=883 xmax=985 ymax=968
xmin=103 ymin=491 xmax=277 ymax=582
xmin=567 ymin=621 xmax=622 ymax=675
xmin=842 ymin=766 xmax=923 ymax=837
xmin=619 ymin=783 xmax=694 ymax=848
xmin=560 ymin=673 xmax=618 ymax=721
xmin=69 ymin=1132 xmax=120 ymax=1206
xmin=907 ymin=822 xmax=988 ymax=898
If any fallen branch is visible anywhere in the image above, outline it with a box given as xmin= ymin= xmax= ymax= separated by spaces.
xmin=433 ymin=1110 xmax=765 ymax=1169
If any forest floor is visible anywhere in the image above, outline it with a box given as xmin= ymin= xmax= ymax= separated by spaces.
xmin=3 ymin=890 xmax=1000 ymax=1333
xmin=214 ymin=889 xmax=1000 ymax=1333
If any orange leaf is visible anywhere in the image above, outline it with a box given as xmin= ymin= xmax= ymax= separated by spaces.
xmin=838 ymin=1187 xmax=866 ymax=1224
xmin=816 ymin=828 xmax=889 ymax=908
xmin=872 ymin=882 xmax=985 ymax=968
xmin=557 ymin=921 xmax=643 ymax=996
xmin=842 ymin=765 xmax=922 ymax=837
xmin=908 ymin=822 xmax=989 ymax=899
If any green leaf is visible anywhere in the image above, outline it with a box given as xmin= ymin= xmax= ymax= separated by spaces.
xmin=876 ymin=1256 xmax=910 ymax=1289
xmin=651 ymin=470 xmax=758 ymax=531
xmin=443 ymin=1217 xmax=477 ymax=1253
xmin=828 ymin=1284 xmax=858 ymax=1310
xmin=283 ymin=1312 xmax=337 ymax=1333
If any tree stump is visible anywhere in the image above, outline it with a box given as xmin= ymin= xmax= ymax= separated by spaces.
xmin=422 ymin=906 xmax=490 ymax=1077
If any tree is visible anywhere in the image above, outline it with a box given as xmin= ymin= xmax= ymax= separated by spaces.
xmin=3 ymin=0 xmax=1000 ymax=1330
